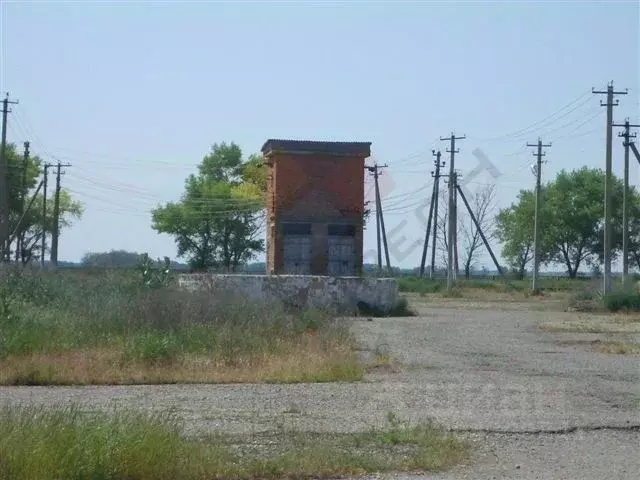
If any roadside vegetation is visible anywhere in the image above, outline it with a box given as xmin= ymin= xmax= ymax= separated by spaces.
xmin=0 ymin=261 xmax=363 ymax=386
xmin=400 ymin=275 xmax=640 ymax=313
xmin=397 ymin=275 xmax=583 ymax=296
xmin=0 ymin=406 xmax=469 ymax=480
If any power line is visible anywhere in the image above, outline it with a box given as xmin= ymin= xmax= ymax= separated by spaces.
xmin=474 ymin=89 xmax=592 ymax=143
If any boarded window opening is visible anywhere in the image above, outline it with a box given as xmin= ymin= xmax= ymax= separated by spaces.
xmin=282 ymin=222 xmax=312 ymax=274
xmin=327 ymin=224 xmax=356 ymax=236
xmin=281 ymin=222 xmax=312 ymax=235
xmin=327 ymin=230 xmax=356 ymax=276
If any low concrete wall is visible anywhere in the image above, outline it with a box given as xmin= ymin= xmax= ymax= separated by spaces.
xmin=178 ymin=274 xmax=398 ymax=314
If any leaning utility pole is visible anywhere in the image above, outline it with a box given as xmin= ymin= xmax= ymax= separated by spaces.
xmin=445 ymin=171 xmax=457 ymax=291
xmin=593 ymin=82 xmax=627 ymax=294
xmin=0 ymin=93 xmax=19 ymax=261
xmin=630 ymin=140 xmax=640 ymax=166
xmin=419 ymin=151 xmax=443 ymax=277
xmin=456 ymin=179 xmax=504 ymax=277
xmin=527 ymin=138 xmax=551 ymax=294
xmin=16 ymin=141 xmax=30 ymax=262
xmin=441 ymin=132 xmax=465 ymax=280
xmin=50 ymin=162 xmax=71 ymax=267
xmin=613 ymin=119 xmax=639 ymax=289
xmin=9 ymin=179 xmax=43 ymax=261
xmin=431 ymin=150 xmax=444 ymax=278
xmin=41 ymin=163 xmax=52 ymax=268
xmin=367 ymin=163 xmax=392 ymax=274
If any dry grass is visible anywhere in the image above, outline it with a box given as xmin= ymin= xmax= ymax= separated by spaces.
xmin=0 ymin=333 xmax=363 ymax=386
xmin=539 ymin=322 xmax=635 ymax=334
xmin=557 ymin=339 xmax=640 ymax=355
xmin=539 ymin=313 xmax=640 ymax=334
xmin=592 ymin=341 xmax=640 ymax=355
xmin=363 ymin=353 xmax=404 ymax=374
xmin=361 ymin=343 xmax=404 ymax=374
xmin=0 ymin=269 xmax=364 ymax=386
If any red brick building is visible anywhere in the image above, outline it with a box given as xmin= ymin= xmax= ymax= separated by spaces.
xmin=261 ymin=139 xmax=371 ymax=276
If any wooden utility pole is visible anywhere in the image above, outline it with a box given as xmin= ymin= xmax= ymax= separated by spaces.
xmin=613 ymin=119 xmax=639 ymax=289
xmin=445 ymin=171 xmax=457 ymax=291
xmin=431 ymin=150 xmax=444 ymax=278
xmin=375 ymin=176 xmax=382 ymax=270
xmin=50 ymin=162 xmax=71 ymax=267
xmin=527 ymin=138 xmax=551 ymax=294
xmin=419 ymin=150 xmax=443 ymax=277
xmin=593 ymin=82 xmax=627 ymax=293
xmin=0 ymin=93 xmax=19 ymax=261
xmin=441 ymin=132 xmax=465 ymax=280
xmin=367 ymin=164 xmax=391 ymax=274
xmin=41 ymin=163 xmax=52 ymax=268
xmin=366 ymin=164 xmax=382 ymax=270
xmin=16 ymin=141 xmax=30 ymax=262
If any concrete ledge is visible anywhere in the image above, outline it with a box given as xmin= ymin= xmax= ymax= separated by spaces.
xmin=178 ymin=274 xmax=398 ymax=314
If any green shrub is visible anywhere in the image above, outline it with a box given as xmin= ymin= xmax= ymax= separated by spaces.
xmin=389 ymin=296 xmax=415 ymax=316
xmin=357 ymin=296 xmax=414 ymax=317
xmin=603 ymin=291 xmax=640 ymax=312
xmin=123 ymin=332 xmax=182 ymax=364
xmin=567 ymin=289 xmax=597 ymax=311
xmin=0 ymin=269 xmax=343 ymax=364
xmin=397 ymin=277 xmax=442 ymax=294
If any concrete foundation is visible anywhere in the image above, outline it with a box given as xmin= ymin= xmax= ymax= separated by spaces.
xmin=178 ymin=274 xmax=398 ymax=315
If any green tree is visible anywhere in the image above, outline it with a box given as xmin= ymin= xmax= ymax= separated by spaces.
xmin=151 ymin=142 xmax=266 ymax=271
xmin=496 ymin=167 xmax=630 ymax=279
xmin=81 ymin=250 xmax=145 ymax=268
xmin=495 ymin=189 xmax=539 ymax=278
xmin=630 ymin=217 xmax=640 ymax=272
xmin=4 ymin=143 xmax=83 ymax=264
xmin=614 ymin=184 xmax=640 ymax=272
xmin=545 ymin=167 xmax=624 ymax=278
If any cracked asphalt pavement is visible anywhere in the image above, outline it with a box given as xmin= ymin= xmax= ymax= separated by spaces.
xmin=1 ymin=298 xmax=638 ymax=478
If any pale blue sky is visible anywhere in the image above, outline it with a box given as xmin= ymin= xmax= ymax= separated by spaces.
xmin=2 ymin=0 xmax=639 ymax=270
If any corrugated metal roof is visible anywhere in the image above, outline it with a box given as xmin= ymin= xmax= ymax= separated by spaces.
xmin=261 ymin=139 xmax=371 ymax=156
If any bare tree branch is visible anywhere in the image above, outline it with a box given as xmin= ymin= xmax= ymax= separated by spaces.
xmin=459 ymin=185 xmax=497 ymax=278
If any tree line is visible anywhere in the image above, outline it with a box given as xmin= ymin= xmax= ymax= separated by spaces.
xmin=496 ymin=167 xmax=640 ymax=278
xmin=8 ymin=138 xmax=633 ymax=279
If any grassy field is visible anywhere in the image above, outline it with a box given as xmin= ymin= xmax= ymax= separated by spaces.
xmin=0 ymin=405 xmax=469 ymax=480
xmin=397 ymin=275 xmax=589 ymax=295
xmin=0 ymin=268 xmax=363 ymax=385
xmin=398 ymin=275 xmax=640 ymax=312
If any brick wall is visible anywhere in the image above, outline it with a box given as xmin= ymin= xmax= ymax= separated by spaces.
xmin=265 ymin=152 xmax=366 ymax=275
